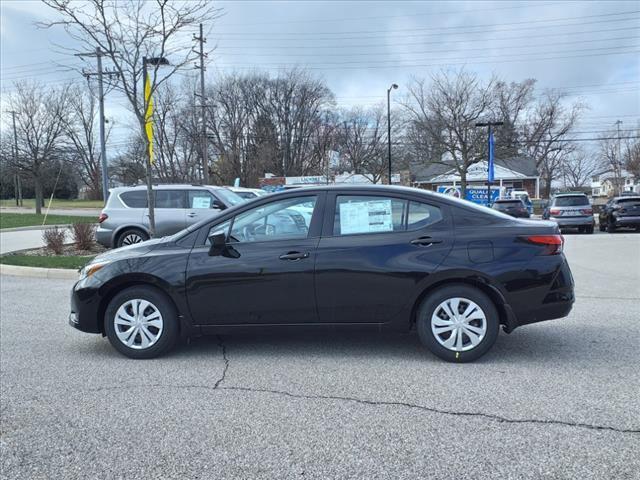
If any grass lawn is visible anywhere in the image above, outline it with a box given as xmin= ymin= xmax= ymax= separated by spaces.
xmin=0 ymin=213 xmax=97 ymax=230
xmin=0 ymin=198 xmax=104 ymax=209
xmin=0 ymin=255 xmax=94 ymax=269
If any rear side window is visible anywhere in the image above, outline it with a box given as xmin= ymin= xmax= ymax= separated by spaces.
xmin=155 ymin=190 xmax=186 ymax=208
xmin=617 ymin=198 xmax=640 ymax=206
xmin=189 ymin=190 xmax=214 ymax=209
xmin=120 ymin=190 xmax=148 ymax=208
xmin=554 ymin=196 xmax=589 ymax=207
xmin=334 ymin=196 xmax=442 ymax=236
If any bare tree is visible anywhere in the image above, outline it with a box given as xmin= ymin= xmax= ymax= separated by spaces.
xmin=491 ymin=79 xmax=536 ymax=158
xmin=404 ymin=69 xmax=496 ymax=196
xmin=560 ymin=149 xmax=598 ymax=190
xmin=624 ymin=132 xmax=640 ymax=179
xmin=40 ymin=0 xmax=222 ymax=174
xmin=336 ymin=106 xmax=387 ymax=182
xmin=521 ymin=92 xmax=583 ymax=198
xmin=63 ymin=85 xmax=110 ymax=200
xmin=6 ymin=82 xmax=71 ymax=214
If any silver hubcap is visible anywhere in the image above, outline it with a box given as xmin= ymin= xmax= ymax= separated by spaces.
xmin=122 ymin=233 xmax=143 ymax=245
xmin=431 ymin=297 xmax=487 ymax=352
xmin=114 ymin=299 xmax=163 ymax=350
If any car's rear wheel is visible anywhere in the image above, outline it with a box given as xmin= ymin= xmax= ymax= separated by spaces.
xmin=104 ymin=286 xmax=178 ymax=359
xmin=117 ymin=228 xmax=149 ymax=248
xmin=416 ymin=285 xmax=499 ymax=363
xmin=607 ymin=220 xmax=617 ymax=233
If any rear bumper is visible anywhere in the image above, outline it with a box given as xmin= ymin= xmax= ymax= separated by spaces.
xmin=548 ymin=216 xmax=594 ymax=228
xmin=613 ymin=215 xmax=640 ymax=227
xmin=96 ymin=227 xmax=114 ymax=248
xmin=508 ymin=256 xmax=575 ymax=330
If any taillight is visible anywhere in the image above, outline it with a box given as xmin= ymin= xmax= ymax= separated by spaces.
xmin=521 ymin=234 xmax=564 ymax=255
xmin=580 ymin=208 xmax=593 ymax=215
xmin=549 ymin=208 xmax=561 ymax=216
xmin=98 ymin=213 xmax=108 ymax=223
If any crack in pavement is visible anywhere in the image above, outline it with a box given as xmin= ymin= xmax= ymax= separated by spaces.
xmin=213 ymin=335 xmax=229 ymax=389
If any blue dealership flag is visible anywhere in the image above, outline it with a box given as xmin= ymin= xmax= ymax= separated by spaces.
xmin=488 ymin=130 xmax=495 ymax=183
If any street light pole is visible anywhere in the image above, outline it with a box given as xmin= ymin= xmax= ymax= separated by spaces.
xmin=475 ymin=121 xmax=503 ymax=206
xmin=387 ymin=83 xmax=398 ymax=185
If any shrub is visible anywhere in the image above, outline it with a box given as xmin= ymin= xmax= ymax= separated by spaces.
xmin=71 ymin=222 xmax=96 ymax=251
xmin=42 ymin=227 xmax=66 ymax=255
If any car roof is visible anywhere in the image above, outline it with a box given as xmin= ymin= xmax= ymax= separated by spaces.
xmin=495 ymin=199 xmax=522 ymax=202
xmin=553 ymin=192 xmax=588 ymax=197
xmin=111 ymin=184 xmax=229 ymax=193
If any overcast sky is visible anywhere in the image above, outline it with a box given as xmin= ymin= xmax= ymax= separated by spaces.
xmin=1 ymin=0 xmax=638 ymax=153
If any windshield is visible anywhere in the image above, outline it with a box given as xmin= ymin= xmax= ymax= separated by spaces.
xmin=554 ymin=196 xmax=589 ymax=207
xmin=215 ymin=188 xmax=245 ymax=206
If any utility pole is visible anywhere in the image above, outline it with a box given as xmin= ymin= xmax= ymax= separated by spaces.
xmin=9 ymin=111 xmax=22 ymax=206
xmin=76 ymin=48 xmax=115 ymax=204
xmin=615 ymin=119 xmax=623 ymax=195
xmin=387 ymin=83 xmax=398 ymax=185
xmin=194 ymin=24 xmax=209 ymax=184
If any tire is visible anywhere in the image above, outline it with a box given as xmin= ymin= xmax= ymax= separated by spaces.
xmin=578 ymin=226 xmax=585 ymax=234
xmin=116 ymin=228 xmax=149 ymax=248
xmin=104 ymin=286 xmax=179 ymax=359
xmin=585 ymin=225 xmax=594 ymax=234
xmin=416 ymin=285 xmax=500 ymax=363
xmin=607 ymin=220 xmax=617 ymax=233
xmin=599 ymin=223 xmax=606 ymax=232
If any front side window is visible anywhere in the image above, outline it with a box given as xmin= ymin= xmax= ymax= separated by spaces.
xmin=228 ymin=195 xmax=317 ymax=243
xmin=155 ymin=190 xmax=185 ymax=208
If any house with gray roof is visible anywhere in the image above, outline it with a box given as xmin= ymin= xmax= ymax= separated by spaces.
xmin=411 ymin=156 xmax=541 ymax=198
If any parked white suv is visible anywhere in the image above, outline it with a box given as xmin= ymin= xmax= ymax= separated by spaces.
xmin=97 ymin=185 xmax=244 ymax=248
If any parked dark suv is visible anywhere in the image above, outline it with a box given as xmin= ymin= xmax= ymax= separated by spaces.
xmin=598 ymin=196 xmax=640 ymax=232
xmin=70 ymin=185 xmax=574 ymax=363
xmin=492 ymin=199 xmax=530 ymax=218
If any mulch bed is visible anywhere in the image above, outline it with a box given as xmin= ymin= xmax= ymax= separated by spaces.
xmin=10 ymin=243 xmax=107 ymax=257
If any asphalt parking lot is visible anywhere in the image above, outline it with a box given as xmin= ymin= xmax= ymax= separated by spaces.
xmin=1 ymin=233 xmax=639 ymax=479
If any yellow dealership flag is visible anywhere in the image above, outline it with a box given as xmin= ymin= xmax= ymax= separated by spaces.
xmin=144 ymin=73 xmax=154 ymax=164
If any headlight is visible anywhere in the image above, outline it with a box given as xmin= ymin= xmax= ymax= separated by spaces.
xmin=79 ymin=262 xmax=109 ymax=280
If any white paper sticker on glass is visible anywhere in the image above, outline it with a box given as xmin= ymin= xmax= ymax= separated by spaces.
xmin=192 ymin=196 xmax=211 ymax=209
xmin=340 ymin=199 xmax=393 ymax=234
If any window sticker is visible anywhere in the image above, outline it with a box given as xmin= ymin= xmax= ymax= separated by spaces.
xmin=340 ymin=199 xmax=393 ymax=234
xmin=192 ymin=196 xmax=211 ymax=209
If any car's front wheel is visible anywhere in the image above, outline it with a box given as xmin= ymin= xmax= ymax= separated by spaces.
xmin=416 ymin=285 xmax=499 ymax=362
xmin=104 ymin=286 xmax=179 ymax=359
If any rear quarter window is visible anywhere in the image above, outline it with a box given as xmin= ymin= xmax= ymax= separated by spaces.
xmin=119 ymin=190 xmax=148 ymax=208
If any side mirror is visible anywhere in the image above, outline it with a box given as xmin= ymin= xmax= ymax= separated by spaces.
xmin=208 ymin=232 xmax=227 ymax=256
xmin=212 ymin=200 xmax=226 ymax=210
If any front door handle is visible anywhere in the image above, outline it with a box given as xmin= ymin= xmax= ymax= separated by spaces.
xmin=279 ymin=251 xmax=309 ymax=261
xmin=411 ymin=236 xmax=442 ymax=247
xmin=187 ymin=212 xmax=197 ymax=218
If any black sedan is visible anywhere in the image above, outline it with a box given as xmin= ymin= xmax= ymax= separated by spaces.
xmin=70 ymin=185 xmax=574 ymax=362
xmin=598 ymin=195 xmax=640 ymax=232
xmin=492 ymin=199 xmax=530 ymax=218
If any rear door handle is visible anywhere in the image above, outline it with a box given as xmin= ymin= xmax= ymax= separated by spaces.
xmin=279 ymin=251 xmax=309 ymax=261
xmin=187 ymin=212 xmax=197 ymax=218
xmin=411 ymin=236 xmax=442 ymax=247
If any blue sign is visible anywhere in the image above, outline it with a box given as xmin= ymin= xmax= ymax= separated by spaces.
xmin=437 ymin=186 xmax=500 ymax=206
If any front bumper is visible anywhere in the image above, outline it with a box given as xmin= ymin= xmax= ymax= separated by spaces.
xmin=69 ymin=279 xmax=103 ymax=334
xmin=548 ymin=215 xmax=594 ymax=228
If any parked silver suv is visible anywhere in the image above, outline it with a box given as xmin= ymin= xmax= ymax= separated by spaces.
xmin=542 ymin=192 xmax=594 ymax=234
xmin=97 ymin=184 xmax=244 ymax=248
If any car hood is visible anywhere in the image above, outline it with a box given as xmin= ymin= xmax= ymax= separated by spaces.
xmin=90 ymin=238 xmax=166 ymax=265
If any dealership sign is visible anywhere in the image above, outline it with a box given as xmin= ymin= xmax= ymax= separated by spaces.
xmin=437 ymin=186 xmax=500 ymax=205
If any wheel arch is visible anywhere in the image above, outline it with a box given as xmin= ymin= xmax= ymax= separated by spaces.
xmin=96 ymin=275 xmax=186 ymax=336
xmin=409 ymin=276 xmax=517 ymax=333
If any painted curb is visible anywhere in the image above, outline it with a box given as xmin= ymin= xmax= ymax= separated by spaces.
xmin=0 ymin=224 xmax=74 ymax=233
xmin=0 ymin=263 xmax=78 ymax=280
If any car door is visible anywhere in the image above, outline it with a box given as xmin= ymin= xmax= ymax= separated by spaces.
xmin=314 ymin=192 xmax=453 ymax=324
xmin=186 ymin=189 xmax=225 ymax=226
xmin=185 ymin=193 xmax=324 ymax=326
xmin=143 ymin=190 xmax=187 ymax=236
